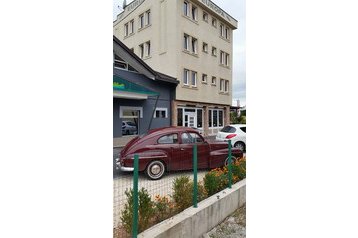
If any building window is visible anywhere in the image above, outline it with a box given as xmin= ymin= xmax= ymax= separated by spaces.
xmin=225 ymin=53 xmax=229 ymax=66
xmin=225 ymin=27 xmax=230 ymax=40
xmin=130 ymin=20 xmax=134 ymax=34
xmin=220 ymin=78 xmax=225 ymax=91
xmin=191 ymin=71 xmax=197 ymax=87
xmin=145 ymin=41 xmax=151 ymax=57
xmin=220 ymin=24 xmax=224 ymax=37
xmin=183 ymin=1 xmax=189 ymax=16
xmin=225 ymin=80 xmax=229 ymax=92
xmin=211 ymin=76 xmax=216 ymax=85
xmin=154 ymin=108 xmax=168 ymax=118
xmin=202 ymin=42 xmax=208 ymax=53
xmin=192 ymin=5 xmax=197 ymax=20
xmin=177 ymin=108 xmax=183 ymax=126
xmin=212 ymin=46 xmax=217 ymax=56
xmin=139 ymin=14 xmax=144 ymax=28
xmin=197 ymin=109 xmax=203 ymax=128
xmin=202 ymin=74 xmax=207 ymax=83
xmin=183 ymin=69 xmax=189 ymax=85
xmin=203 ymin=12 xmax=208 ymax=22
xmin=212 ymin=18 xmax=217 ymax=27
xmin=146 ymin=10 xmax=151 ymax=25
xmin=124 ymin=23 xmax=129 ymax=36
xmin=218 ymin=111 xmax=223 ymax=127
xmin=209 ymin=109 xmax=224 ymax=128
xmin=191 ymin=37 xmax=197 ymax=54
xmin=220 ymin=51 xmax=225 ymax=64
xmin=139 ymin=44 xmax=144 ymax=58
xmin=184 ymin=34 xmax=189 ymax=50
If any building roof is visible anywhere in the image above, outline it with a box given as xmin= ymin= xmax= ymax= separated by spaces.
xmin=113 ymin=36 xmax=179 ymax=85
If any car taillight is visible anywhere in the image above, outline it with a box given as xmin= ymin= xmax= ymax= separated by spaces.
xmin=226 ymin=134 xmax=237 ymax=139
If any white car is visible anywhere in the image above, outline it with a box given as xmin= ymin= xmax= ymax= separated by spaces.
xmin=215 ymin=124 xmax=246 ymax=152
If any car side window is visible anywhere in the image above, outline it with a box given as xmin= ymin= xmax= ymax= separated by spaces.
xmin=158 ymin=134 xmax=178 ymax=144
xmin=181 ymin=133 xmax=192 ymax=144
xmin=189 ymin=133 xmax=204 ymax=143
xmin=240 ymin=127 xmax=246 ymax=133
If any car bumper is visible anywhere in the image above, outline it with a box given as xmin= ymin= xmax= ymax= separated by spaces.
xmin=115 ymin=158 xmax=134 ymax=172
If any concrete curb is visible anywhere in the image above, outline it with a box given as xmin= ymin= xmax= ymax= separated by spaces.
xmin=138 ymin=179 xmax=246 ymax=238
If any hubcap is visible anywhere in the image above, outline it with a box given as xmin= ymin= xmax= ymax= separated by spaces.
xmin=151 ymin=164 xmax=161 ymax=175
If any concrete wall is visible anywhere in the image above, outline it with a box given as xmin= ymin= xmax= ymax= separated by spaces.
xmin=138 ymin=179 xmax=246 ymax=238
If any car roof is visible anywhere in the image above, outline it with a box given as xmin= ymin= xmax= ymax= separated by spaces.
xmin=147 ymin=126 xmax=198 ymax=137
xmin=228 ymin=124 xmax=246 ymax=127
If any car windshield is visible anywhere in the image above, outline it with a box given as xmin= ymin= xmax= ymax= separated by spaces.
xmin=220 ymin=126 xmax=236 ymax=133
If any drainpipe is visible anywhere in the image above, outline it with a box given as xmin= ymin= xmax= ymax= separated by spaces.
xmin=147 ymin=94 xmax=160 ymax=131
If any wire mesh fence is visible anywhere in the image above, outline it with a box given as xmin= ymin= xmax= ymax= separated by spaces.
xmin=113 ymin=140 xmax=246 ymax=238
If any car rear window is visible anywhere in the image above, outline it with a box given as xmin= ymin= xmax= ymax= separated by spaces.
xmin=240 ymin=127 xmax=246 ymax=133
xmin=221 ymin=126 xmax=236 ymax=133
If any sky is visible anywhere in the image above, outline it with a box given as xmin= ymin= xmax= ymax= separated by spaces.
xmin=113 ymin=0 xmax=246 ymax=106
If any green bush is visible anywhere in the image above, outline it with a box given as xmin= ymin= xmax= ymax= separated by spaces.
xmin=172 ymin=176 xmax=207 ymax=212
xmin=120 ymin=188 xmax=154 ymax=234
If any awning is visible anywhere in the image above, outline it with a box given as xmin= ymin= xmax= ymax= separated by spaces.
xmin=113 ymin=75 xmax=159 ymax=99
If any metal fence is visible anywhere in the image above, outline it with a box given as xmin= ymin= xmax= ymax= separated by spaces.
xmin=113 ymin=140 xmax=245 ymax=238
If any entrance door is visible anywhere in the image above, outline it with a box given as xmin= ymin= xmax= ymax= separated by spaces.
xmin=184 ymin=111 xmax=196 ymax=128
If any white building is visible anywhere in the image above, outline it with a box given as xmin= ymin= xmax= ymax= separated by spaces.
xmin=114 ymin=0 xmax=238 ymax=136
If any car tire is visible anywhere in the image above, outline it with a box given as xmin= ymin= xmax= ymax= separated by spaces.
xmin=234 ymin=141 xmax=246 ymax=152
xmin=224 ymin=156 xmax=237 ymax=166
xmin=145 ymin=160 xmax=166 ymax=180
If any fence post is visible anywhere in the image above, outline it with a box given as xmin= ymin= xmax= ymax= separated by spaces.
xmin=193 ymin=144 xmax=198 ymax=208
xmin=228 ymin=140 xmax=232 ymax=189
xmin=132 ymin=155 xmax=139 ymax=238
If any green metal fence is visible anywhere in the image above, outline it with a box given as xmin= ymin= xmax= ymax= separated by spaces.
xmin=113 ymin=140 xmax=245 ymax=238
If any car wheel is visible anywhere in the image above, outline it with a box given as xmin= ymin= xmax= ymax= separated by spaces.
xmin=224 ymin=156 xmax=237 ymax=166
xmin=234 ymin=142 xmax=246 ymax=152
xmin=146 ymin=160 xmax=166 ymax=180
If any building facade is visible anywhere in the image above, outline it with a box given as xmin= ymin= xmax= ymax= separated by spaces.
xmin=113 ymin=36 xmax=178 ymax=141
xmin=113 ymin=0 xmax=237 ymax=136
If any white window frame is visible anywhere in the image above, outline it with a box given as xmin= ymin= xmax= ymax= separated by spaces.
xmin=130 ymin=20 xmax=134 ymax=34
xmin=225 ymin=80 xmax=229 ymax=92
xmin=220 ymin=24 xmax=224 ymax=37
xmin=225 ymin=27 xmax=230 ymax=40
xmin=183 ymin=69 xmax=189 ymax=85
xmin=124 ymin=23 xmax=129 ymax=36
xmin=220 ymin=78 xmax=225 ymax=92
xmin=212 ymin=46 xmax=217 ymax=56
xmin=203 ymin=12 xmax=208 ymax=22
xmin=191 ymin=5 xmax=198 ymax=20
xmin=209 ymin=109 xmax=224 ymax=128
xmin=154 ymin=107 xmax=168 ymax=118
xmin=191 ymin=37 xmax=197 ymax=54
xmin=225 ymin=53 xmax=229 ymax=66
xmin=184 ymin=34 xmax=189 ymax=50
xmin=139 ymin=44 xmax=144 ymax=58
xmin=146 ymin=10 xmax=151 ymax=25
xmin=184 ymin=1 xmax=189 ymax=16
xmin=145 ymin=41 xmax=151 ymax=57
xmin=120 ymin=106 xmax=143 ymax=118
xmin=220 ymin=51 xmax=225 ymax=64
xmin=191 ymin=71 xmax=197 ymax=87
xmin=139 ymin=14 xmax=144 ymax=29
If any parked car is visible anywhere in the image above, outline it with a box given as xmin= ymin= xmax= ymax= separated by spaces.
xmin=122 ymin=121 xmax=138 ymax=135
xmin=215 ymin=124 xmax=246 ymax=152
xmin=116 ymin=126 xmax=243 ymax=180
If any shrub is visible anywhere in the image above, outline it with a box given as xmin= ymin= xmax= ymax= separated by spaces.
xmin=153 ymin=195 xmax=176 ymax=223
xmin=120 ymin=188 xmax=154 ymax=234
xmin=172 ymin=176 xmax=207 ymax=212
xmin=232 ymin=157 xmax=246 ymax=181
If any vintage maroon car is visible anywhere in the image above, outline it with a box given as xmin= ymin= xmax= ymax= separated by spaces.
xmin=116 ymin=127 xmax=243 ymax=180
